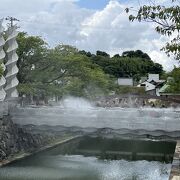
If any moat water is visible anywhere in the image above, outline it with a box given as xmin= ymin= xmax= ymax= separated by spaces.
xmin=5 ymin=98 xmax=180 ymax=179
xmin=0 ymin=137 xmax=175 ymax=180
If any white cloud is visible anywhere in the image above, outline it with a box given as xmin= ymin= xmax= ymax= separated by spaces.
xmin=78 ymin=1 xmax=152 ymax=51
xmin=0 ymin=0 xmax=178 ymax=71
xmin=19 ymin=0 xmax=94 ymax=45
xmin=149 ymin=50 xmax=178 ymax=72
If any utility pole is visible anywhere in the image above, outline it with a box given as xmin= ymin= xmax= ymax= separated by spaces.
xmin=5 ymin=16 xmax=19 ymax=27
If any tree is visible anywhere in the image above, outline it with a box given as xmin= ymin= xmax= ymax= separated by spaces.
xmin=150 ymin=63 xmax=164 ymax=75
xmin=16 ymin=32 xmax=164 ymax=101
xmin=16 ymin=32 xmax=48 ymax=84
xmin=54 ymin=44 xmax=78 ymax=56
xmin=96 ymin=50 xmax=110 ymax=57
xmin=167 ymin=67 xmax=180 ymax=93
xmin=16 ymin=34 xmax=111 ymax=100
xmin=122 ymin=50 xmax=151 ymax=60
xmin=113 ymin=54 xmax=120 ymax=58
xmin=91 ymin=51 xmax=163 ymax=79
xmin=79 ymin=50 xmax=92 ymax=57
xmin=126 ymin=0 xmax=180 ymax=60
xmin=55 ymin=53 xmax=111 ymax=97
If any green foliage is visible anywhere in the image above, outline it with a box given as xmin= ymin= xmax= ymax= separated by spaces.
xmin=16 ymin=32 xmax=164 ymax=100
xmin=96 ymin=50 xmax=110 ymax=57
xmin=166 ymin=67 xmax=180 ymax=93
xmin=17 ymin=83 xmax=36 ymax=95
xmin=90 ymin=51 xmax=163 ymax=80
xmin=122 ymin=50 xmax=151 ymax=60
xmin=16 ymin=32 xmax=48 ymax=84
xmin=17 ymin=33 xmax=111 ymax=99
xmin=115 ymin=86 xmax=145 ymax=95
xmin=126 ymin=0 xmax=180 ymax=60
xmin=54 ymin=44 xmax=78 ymax=56
xmin=0 ymin=63 xmax=4 ymax=78
xmin=79 ymin=50 xmax=92 ymax=57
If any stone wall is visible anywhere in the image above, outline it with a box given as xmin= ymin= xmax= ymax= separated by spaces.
xmin=0 ymin=115 xmax=54 ymax=162
xmin=95 ymin=96 xmax=180 ymax=108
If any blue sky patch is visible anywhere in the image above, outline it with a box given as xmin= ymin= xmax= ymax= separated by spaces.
xmin=77 ymin=0 xmax=110 ymax=10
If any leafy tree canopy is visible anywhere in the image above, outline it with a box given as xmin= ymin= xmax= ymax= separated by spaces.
xmin=17 ymin=32 xmax=48 ymax=84
xmin=166 ymin=67 xmax=180 ymax=93
xmin=16 ymin=32 xmax=164 ymax=100
xmin=89 ymin=50 xmax=163 ymax=80
xmin=122 ymin=50 xmax=151 ymax=60
xmin=17 ymin=33 xmax=111 ymax=99
xmin=96 ymin=50 xmax=110 ymax=57
xmin=126 ymin=0 xmax=180 ymax=60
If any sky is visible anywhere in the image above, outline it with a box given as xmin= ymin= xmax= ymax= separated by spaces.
xmin=0 ymin=0 xmax=179 ymax=71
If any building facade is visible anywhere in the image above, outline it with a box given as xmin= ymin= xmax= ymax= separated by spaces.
xmin=117 ymin=78 xmax=133 ymax=86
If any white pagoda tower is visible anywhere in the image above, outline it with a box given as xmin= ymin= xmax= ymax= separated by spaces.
xmin=4 ymin=25 xmax=19 ymax=99
xmin=0 ymin=19 xmax=6 ymax=101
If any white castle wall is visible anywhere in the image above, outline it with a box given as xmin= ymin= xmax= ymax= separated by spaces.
xmin=0 ymin=19 xmax=6 ymax=101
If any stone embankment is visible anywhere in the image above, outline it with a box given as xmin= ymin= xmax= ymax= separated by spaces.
xmin=95 ymin=96 xmax=180 ymax=108
xmin=0 ymin=115 xmax=58 ymax=165
xmin=170 ymin=141 xmax=180 ymax=180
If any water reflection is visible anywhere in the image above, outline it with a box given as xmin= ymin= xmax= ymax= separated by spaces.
xmin=0 ymin=155 xmax=171 ymax=180
xmin=0 ymin=137 xmax=174 ymax=180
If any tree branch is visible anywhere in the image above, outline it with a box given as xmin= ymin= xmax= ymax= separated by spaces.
xmin=43 ymin=70 xmax=67 ymax=84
